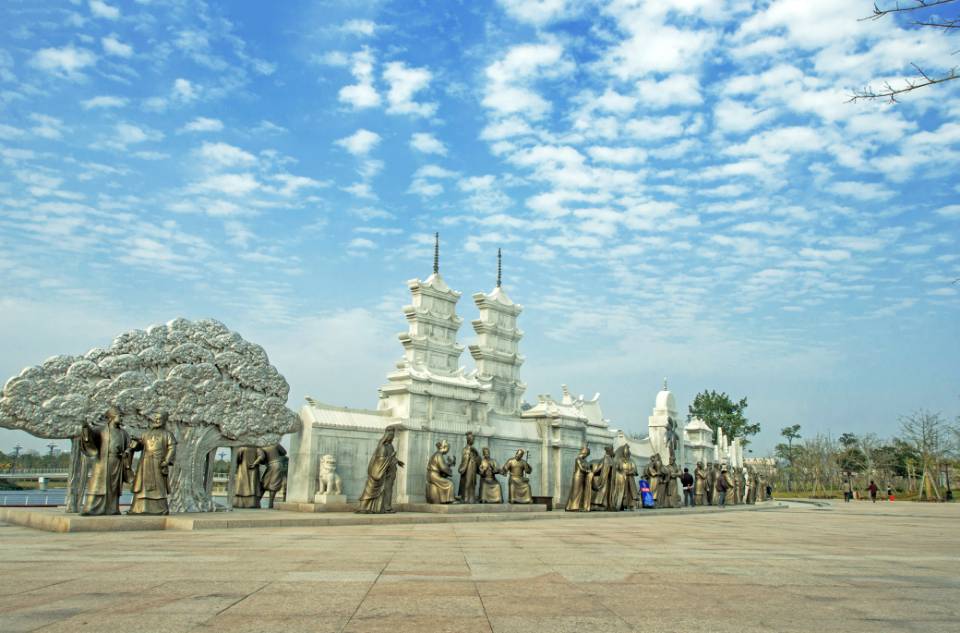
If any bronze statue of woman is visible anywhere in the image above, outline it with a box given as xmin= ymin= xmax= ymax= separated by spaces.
xmin=80 ymin=407 xmax=131 ymax=516
xmin=564 ymin=447 xmax=592 ymax=512
xmin=233 ymin=446 xmax=262 ymax=508
xmin=425 ymin=439 xmax=455 ymax=504
xmin=128 ymin=413 xmax=176 ymax=515
xmin=458 ymin=432 xmax=481 ymax=503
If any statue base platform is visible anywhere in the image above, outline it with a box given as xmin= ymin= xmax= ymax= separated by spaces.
xmin=274 ymin=500 xmax=354 ymax=513
xmin=398 ymin=503 xmax=548 ymax=514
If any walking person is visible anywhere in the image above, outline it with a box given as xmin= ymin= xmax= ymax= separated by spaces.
xmin=717 ymin=467 xmax=730 ymax=508
xmin=843 ymin=478 xmax=853 ymax=503
xmin=681 ymin=467 xmax=695 ymax=507
xmin=867 ymin=480 xmax=878 ymax=503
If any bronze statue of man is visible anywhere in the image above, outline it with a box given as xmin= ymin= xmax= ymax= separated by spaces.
xmin=665 ymin=457 xmax=681 ymax=508
xmin=233 ymin=446 xmax=262 ymax=508
xmin=643 ymin=454 xmax=663 ymax=507
xmin=253 ymin=444 xmax=287 ymax=509
xmin=458 ymin=431 xmax=481 ymax=503
xmin=425 ymin=439 xmax=455 ymax=504
xmin=128 ymin=412 xmax=176 ymax=515
xmin=609 ymin=445 xmax=638 ymax=511
xmin=592 ymin=445 xmax=615 ymax=510
xmin=358 ymin=427 xmax=404 ymax=514
xmin=80 ymin=407 xmax=131 ymax=516
xmin=564 ymin=447 xmax=593 ymax=512
xmin=694 ymin=461 xmax=707 ymax=507
xmin=705 ymin=462 xmax=716 ymax=505
xmin=478 ymin=447 xmax=502 ymax=503
xmin=502 ymin=449 xmax=533 ymax=504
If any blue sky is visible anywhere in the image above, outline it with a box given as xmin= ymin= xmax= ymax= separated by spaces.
xmin=1 ymin=0 xmax=958 ymax=455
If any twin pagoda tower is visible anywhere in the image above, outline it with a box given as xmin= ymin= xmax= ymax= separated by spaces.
xmin=378 ymin=237 xmax=527 ymax=429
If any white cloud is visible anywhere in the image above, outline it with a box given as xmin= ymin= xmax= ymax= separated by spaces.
xmin=335 ymin=129 xmax=381 ymax=156
xmin=713 ymin=99 xmax=776 ymax=134
xmin=483 ymin=41 xmax=570 ymax=119
xmin=101 ymin=35 xmax=132 ymax=58
xmin=409 ymin=132 xmax=446 ymax=155
xmin=828 ymin=181 xmax=894 ymax=202
xmin=192 ymin=173 xmax=260 ymax=197
xmin=181 ymin=117 xmax=223 ymax=133
xmin=624 ymin=115 xmax=687 ymax=140
xmin=89 ymin=0 xmax=120 ymax=20
xmin=29 ymin=114 xmax=66 ymax=140
xmin=173 ymin=78 xmax=198 ymax=102
xmin=799 ymin=247 xmax=851 ymax=262
xmin=101 ymin=122 xmax=163 ymax=149
xmin=498 ymin=0 xmax=575 ymax=25
xmin=30 ymin=46 xmax=96 ymax=79
xmin=81 ymin=95 xmax=127 ymax=109
xmin=935 ymin=204 xmax=960 ymax=219
xmin=338 ymin=48 xmax=380 ymax=110
xmin=587 ymin=146 xmax=647 ymax=165
xmin=341 ymin=20 xmax=377 ymax=37
xmin=383 ymin=62 xmax=435 ymax=116
xmin=348 ymin=237 xmax=376 ymax=249
xmin=198 ymin=142 xmax=256 ymax=168
xmin=636 ymin=74 xmax=703 ymax=109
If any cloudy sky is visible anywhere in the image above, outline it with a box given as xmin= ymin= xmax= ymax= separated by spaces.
xmin=1 ymin=0 xmax=958 ymax=455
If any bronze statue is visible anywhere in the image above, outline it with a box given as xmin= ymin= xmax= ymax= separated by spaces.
xmin=253 ymin=444 xmax=287 ymax=509
xmin=712 ymin=463 xmax=723 ymax=505
xmin=233 ymin=446 xmax=262 ymax=508
xmin=610 ymin=445 xmax=638 ymax=511
xmin=564 ymin=447 xmax=593 ymax=511
xmin=80 ymin=407 xmax=131 ymax=516
xmin=425 ymin=439 xmax=455 ymax=503
xmin=502 ymin=448 xmax=533 ymax=504
xmin=665 ymin=457 xmax=681 ymax=508
xmin=694 ymin=461 xmax=707 ymax=506
xmin=358 ymin=427 xmax=404 ymax=513
xmin=458 ymin=431 xmax=481 ymax=503
xmin=592 ymin=446 xmax=615 ymax=510
xmin=705 ymin=461 xmax=716 ymax=505
xmin=643 ymin=453 xmax=663 ymax=507
xmin=477 ymin=447 xmax=502 ymax=503
xmin=128 ymin=412 xmax=176 ymax=515
xmin=732 ymin=467 xmax=743 ymax=505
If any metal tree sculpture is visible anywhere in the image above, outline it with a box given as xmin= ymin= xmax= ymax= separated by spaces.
xmin=0 ymin=318 xmax=300 ymax=512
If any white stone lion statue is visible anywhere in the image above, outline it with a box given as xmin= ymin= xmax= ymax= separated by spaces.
xmin=317 ymin=454 xmax=342 ymax=495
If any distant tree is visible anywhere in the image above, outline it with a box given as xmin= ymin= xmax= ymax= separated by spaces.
xmin=850 ymin=0 xmax=960 ymax=102
xmin=780 ymin=424 xmax=802 ymax=491
xmin=899 ymin=409 xmax=950 ymax=500
xmin=687 ymin=390 xmax=759 ymax=445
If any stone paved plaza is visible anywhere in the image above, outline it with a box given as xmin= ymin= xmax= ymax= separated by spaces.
xmin=1 ymin=502 xmax=957 ymax=633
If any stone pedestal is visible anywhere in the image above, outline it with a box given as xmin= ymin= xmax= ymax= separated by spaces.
xmin=314 ymin=493 xmax=347 ymax=505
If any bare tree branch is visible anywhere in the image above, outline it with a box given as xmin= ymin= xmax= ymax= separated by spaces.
xmin=848 ymin=65 xmax=960 ymax=102
xmin=862 ymin=0 xmax=960 ymax=22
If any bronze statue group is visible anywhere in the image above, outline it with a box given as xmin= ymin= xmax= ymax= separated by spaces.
xmin=74 ymin=406 xmax=287 ymax=516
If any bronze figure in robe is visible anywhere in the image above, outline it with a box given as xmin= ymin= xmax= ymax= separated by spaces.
xmin=712 ymin=463 xmax=723 ymax=505
xmin=80 ymin=407 xmax=131 ymax=516
xmin=591 ymin=446 xmax=615 ymax=510
xmin=477 ymin=447 xmax=502 ymax=503
xmin=425 ymin=439 xmax=455 ymax=504
xmin=233 ymin=446 xmax=262 ymax=508
xmin=502 ymin=449 xmax=533 ymax=504
xmin=458 ymin=432 xmax=481 ymax=503
xmin=253 ymin=444 xmax=287 ymax=509
xmin=705 ymin=462 xmax=716 ymax=505
xmin=128 ymin=413 xmax=176 ymax=515
xmin=564 ymin=447 xmax=593 ymax=512
xmin=609 ymin=445 xmax=638 ymax=511
xmin=643 ymin=454 xmax=663 ymax=507
xmin=358 ymin=428 xmax=404 ymax=513
xmin=693 ymin=461 xmax=707 ymax=506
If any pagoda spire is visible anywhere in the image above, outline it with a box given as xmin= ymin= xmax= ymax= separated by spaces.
xmin=433 ymin=232 xmax=439 ymax=275
xmin=496 ymin=248 xmax=502 ymax=288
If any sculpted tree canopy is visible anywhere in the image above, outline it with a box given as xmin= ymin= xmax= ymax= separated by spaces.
xmin=0 ymin=318 xmax=300 ymax=512
xmin=687 ymin=390 xmax=759 ymax=446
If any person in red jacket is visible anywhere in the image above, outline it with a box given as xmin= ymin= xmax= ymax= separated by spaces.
xmin=867 ymin=480 xmax=879 ymax=503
